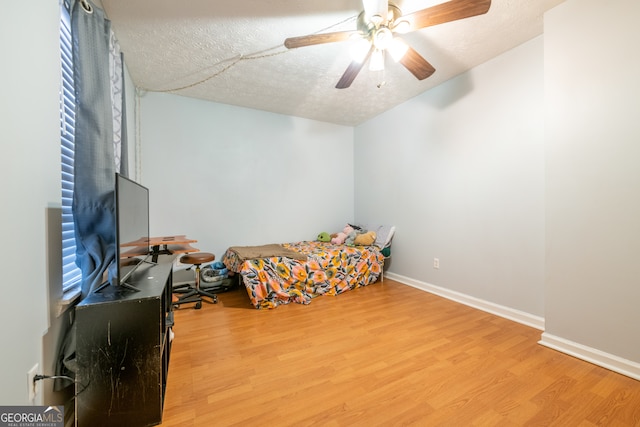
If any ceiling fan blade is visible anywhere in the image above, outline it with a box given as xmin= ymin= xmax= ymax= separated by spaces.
xmin=402 ymin=0 xmax=491 ymax=32
xmin=335 ymin=46 xmax=374 ymax=89
xmin=399 ymin=46 xmax=436 ymax=80
xmin=284 ymin=30 xmax=360 ymax=49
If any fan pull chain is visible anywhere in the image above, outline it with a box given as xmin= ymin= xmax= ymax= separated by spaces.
xmin=376 ymin=69 xmax=386 ymax=89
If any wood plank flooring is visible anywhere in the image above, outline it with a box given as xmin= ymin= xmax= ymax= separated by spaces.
xmin=160 ymin=279 xmax=640 ymax=426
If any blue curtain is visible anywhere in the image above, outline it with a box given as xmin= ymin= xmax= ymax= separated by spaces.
xmin=71 ymin=0 xmax=124 ymax=297
xmin=56 ymin=0 xmax=127 ymax=388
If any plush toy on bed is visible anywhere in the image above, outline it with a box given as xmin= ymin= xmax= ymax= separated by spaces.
xmin=354 ymin=230 xmax=377 ymax=246
xmin=345 ymin=228 xmax=359 ymax=246
xmin=317 ymin=232 xmax=331 ymax=242
xmin=331 ymin=225 xmax=354 ymax=245
xmin=346 ymin=229 xmax=376 ymax=246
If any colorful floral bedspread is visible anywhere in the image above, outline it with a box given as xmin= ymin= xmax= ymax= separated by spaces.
xmin=222 ymin=241 xmax=384 ymax=309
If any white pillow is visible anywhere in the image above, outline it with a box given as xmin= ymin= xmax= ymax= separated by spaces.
xmin=368 ymin=224 xmax=395 ymax=248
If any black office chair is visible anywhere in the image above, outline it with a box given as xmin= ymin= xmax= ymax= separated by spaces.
xmin=172 ymin=252 xmax=218 ymax=309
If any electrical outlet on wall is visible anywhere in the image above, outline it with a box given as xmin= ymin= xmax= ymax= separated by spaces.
xmin=27 ymin=363 xmax=39 ymax=401
xmin=433 ymin=258 xmax=440 ymax=269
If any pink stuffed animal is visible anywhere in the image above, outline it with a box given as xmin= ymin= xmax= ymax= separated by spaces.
xmin=331 ymin=225 xmax=354 ymax=245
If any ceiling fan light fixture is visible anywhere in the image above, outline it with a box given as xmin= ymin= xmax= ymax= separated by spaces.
xmin=370 ymin=14 xmax=384 ymax=26
xmin=392 ymin=19 xmax=410 ymax=34
xmin=369 ymin=49 xmax=385 ymax=71
xmin=373 ymin=27 xmax=393 ymax=50
xmin=388 ymin=37 xmax=409 ymax=62
xmin=350 ymin=38 xmax=373 ymax=63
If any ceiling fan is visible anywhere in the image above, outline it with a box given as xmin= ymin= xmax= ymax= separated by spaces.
xmin=284 ymin=0 xmax=491 ymax=89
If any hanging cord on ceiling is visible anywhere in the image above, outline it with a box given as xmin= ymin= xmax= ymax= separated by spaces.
xmin=156 ymin=54 xmax=245 ymax=93
xmin=149 ymin=14 xmax=359 ymax=94
xmin=301 ymin=14 xmax=358 ymax=37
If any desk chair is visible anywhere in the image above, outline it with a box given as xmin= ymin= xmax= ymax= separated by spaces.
xmin=173 ymin=252 xmax=218 ymax=309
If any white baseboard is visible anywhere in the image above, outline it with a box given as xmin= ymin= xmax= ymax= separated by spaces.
xmin=539 ymin=333 xmax=640 ymax=381
xmin=384 ymin=272 xmax=640 ymax=381
xmin=384 ymin=272 xmax=545 ymax=330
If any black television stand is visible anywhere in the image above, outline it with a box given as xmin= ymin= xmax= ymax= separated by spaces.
xmin=75 ymin=256 xmax=175 ymax=426
xmin=93 ymin=280 xmax=140 ymax=293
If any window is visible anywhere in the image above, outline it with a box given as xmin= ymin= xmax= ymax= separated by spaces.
xmin=60 ymin=1 xmax=82 ymax=294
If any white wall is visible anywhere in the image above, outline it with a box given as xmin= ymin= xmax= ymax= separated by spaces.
xmin=543 ymin=0 xmax=640 ymax=367
xmin=355 ymin=37 xmax=546 ymax=318
xmin=139 ymin=93 xmax=355 ymax=259
xmin=0 ymin=1 xmax=61 ymax=404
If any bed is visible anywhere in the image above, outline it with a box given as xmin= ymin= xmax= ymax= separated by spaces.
xmin=222 ymin=225 xmax=394 ymax=309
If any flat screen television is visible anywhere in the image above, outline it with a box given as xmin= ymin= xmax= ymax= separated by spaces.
xmin=113 ymin=173 xmax=151 ymax=291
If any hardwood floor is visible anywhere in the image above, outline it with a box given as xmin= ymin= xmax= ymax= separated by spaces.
xmin=160 ymin=279 xmax=640 ymax=426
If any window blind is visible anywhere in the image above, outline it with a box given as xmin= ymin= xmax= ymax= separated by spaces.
xmin=60 ymin=2 xmax=82 ymax=292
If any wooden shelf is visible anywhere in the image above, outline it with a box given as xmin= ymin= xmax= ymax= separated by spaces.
xmin=120 ymin=235 xmax=199 ymax=260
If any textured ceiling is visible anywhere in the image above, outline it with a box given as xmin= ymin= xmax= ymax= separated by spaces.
xmin=98 ymin=0 xmax=564 ymax=126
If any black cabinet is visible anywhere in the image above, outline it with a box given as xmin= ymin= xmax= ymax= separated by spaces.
xmin=75 ymin=257 xmax=174 ymax=426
